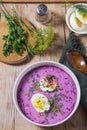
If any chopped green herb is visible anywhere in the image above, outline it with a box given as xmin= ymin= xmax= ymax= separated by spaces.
xmin=53 ymin=106 xmax=59 ymax=112
xmin=47 ymin=75 xmax=54 ymax=82
xmin=44 ymin=110 xmax=49 ymax=113
xmin=49 ymin=99 xmax=54 ymax=105
xmin=73 ymin=4 xmax=87 ymax=16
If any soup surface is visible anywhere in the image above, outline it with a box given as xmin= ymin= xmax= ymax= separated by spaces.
xmin=17 ymin=65 xmax=77 ymax=124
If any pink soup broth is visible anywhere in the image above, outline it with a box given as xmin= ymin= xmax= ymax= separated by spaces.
xmin=17 ymin=66 xmax=77 ymax=125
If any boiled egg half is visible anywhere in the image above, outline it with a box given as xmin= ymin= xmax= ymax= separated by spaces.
xmin=69 ymin=11 xmax=84 ymax=31
xmin=39 ymin=75 xmax=58 ymax=92
xmin=76 ymin=9 xmax=87 ymax=24
xmin=31 ymin=93 xmax=50 ymax=112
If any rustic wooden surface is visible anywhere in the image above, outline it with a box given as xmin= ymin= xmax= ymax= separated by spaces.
xmin=0 ymin=0 xmax=87 ymax=3
xmin=0 ymin=3 xmax=87 ymax=130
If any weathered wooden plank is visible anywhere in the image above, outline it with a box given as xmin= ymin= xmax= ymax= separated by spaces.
xmin=0 ymin=0 xmax=87 ymax=3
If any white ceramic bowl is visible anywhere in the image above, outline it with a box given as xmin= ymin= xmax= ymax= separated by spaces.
xmin=13 ymin=61 xmax=81 ymax=127
xmin=66 ymin=3 xmax=87 ymax=34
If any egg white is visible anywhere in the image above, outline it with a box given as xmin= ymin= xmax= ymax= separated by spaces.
xmin=31 ymin=93 xmax=50 ymax=112
xmin=39 ymin=76 xmax=57 ymax=92
xmin=76 ymin=9 xmax=87 ymax=24
xmin=69 ymin=12 xmax=84 ymax=31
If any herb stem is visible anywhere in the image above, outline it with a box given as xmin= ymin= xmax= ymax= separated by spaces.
xmin=1 ymin=5 xmax=54 ymax=59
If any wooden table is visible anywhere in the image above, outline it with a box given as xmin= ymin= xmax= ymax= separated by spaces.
xmin=0 ymin=3 xmax=87 ymax=130
xmin=1 ymin=0 xmax=87 ymax=3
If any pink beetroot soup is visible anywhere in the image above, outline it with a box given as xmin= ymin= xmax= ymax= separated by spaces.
xmin=17 ymin=65 xmax=77 ymax=125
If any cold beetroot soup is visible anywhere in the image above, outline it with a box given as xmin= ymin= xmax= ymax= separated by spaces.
xmin=17 ymin=65 xmax=77 ymax=125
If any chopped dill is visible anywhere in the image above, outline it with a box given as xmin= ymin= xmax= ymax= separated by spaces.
xmin=73 ymin=4 xmax=87 ymax=16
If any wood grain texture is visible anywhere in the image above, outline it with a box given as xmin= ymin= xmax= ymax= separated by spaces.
xmin=0 ymin=3 xmax=87 ymax=130
xmin=0 ymin=0 xmax=87 ymax=3
xmin=0 ymin=19 xmax=36 ymax=64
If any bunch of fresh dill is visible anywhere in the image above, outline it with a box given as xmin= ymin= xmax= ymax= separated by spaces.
xmin=1 ymin=6 xmax=55 ymax=59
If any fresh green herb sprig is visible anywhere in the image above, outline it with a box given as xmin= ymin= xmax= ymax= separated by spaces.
xmin=1 ymin=8 xmax=55 ymax=59
xmin=33 ymin=26 xmax=55 ymax=54
xmin=2 ymin=9 xmax=34 ymax=58
xmin=73 ymin=4 xmax=87 ymax=16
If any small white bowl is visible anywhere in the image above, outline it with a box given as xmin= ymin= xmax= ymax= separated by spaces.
xmin=66 ymin=3 xmax=87 ymax=34
xmin=13 ymin=61 xmax=81 ymax=127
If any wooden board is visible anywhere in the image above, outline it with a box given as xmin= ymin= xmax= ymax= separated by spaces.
xmin=0 ymin=0 xmax=87 ymax=3
xmin=0 ymin=19 xmax=36 ymax=64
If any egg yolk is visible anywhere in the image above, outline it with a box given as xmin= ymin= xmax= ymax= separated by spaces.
xmin=81 ymin=14 xmax=87 ymax=21
xmin=32 ymin=98 xmax=45 ymax=110
xmin=75 ymin=17 xmax=83 ymax=27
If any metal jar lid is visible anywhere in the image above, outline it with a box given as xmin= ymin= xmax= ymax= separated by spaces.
xmin=36 ymin=4 xmax=48 ymax=16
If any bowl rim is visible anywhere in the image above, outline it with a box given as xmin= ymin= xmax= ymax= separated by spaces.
xmin=13 ymin=61 xmax=81 ymax=127
xmin=65 ymin=3 xmax=87 ymax=34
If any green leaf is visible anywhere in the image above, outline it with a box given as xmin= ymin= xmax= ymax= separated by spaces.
xmin=34 ymin=26 xmax=55 ymax=54
xmin=73 ymin=4 xmax=87 ymax=16
xmin=2 ymin=8 xmax=55 ymax=59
